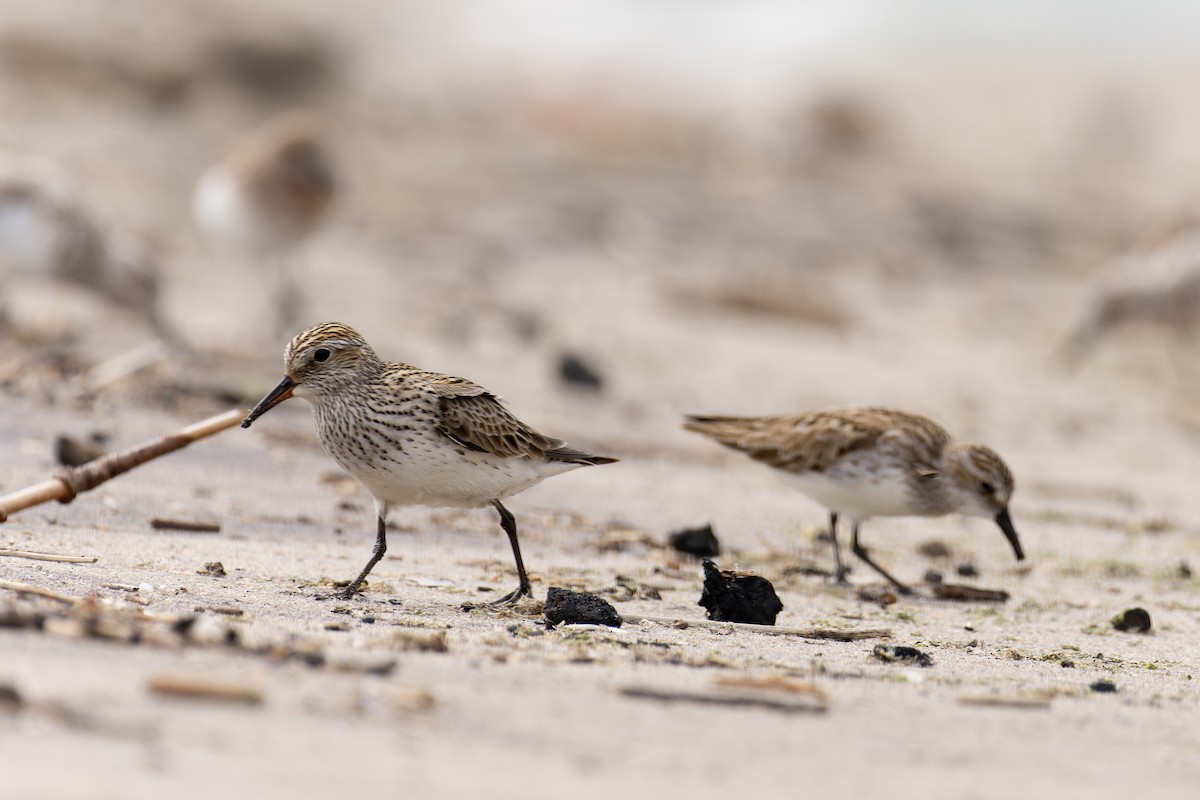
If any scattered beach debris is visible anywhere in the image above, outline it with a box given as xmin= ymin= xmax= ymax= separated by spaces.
xmin=930 ymin=583 xmax=1010 ymax=603
xmin=1111 ymin=607 xmax=1152 ymax=633
xmin=619 ymin=675 xmax=828 ymax=714
xmin=697 ymin=559 xmax=782 ymax=625
xmin=544 ymin=587 xmax=622 ymax=628
xmin=668 ymin=523 xmax=720 ymax=558
xmin=624 ymin=613 xmax=892 ymax=641
xmin=197 ymin=561 xmax=227 ymax=577
xmin=557 ymin=352 xmax=604 ymax=391
xmin=0 ymin=684 xmax=22 ymax=714
xmin=194 ymin=606 xmax=243 ymax=616
xmin=857 ymin=584 xmax=898 ymax=607
xmin=54 ymin=433 xmax=108 ymax=467
xmin=872 ymin=644 xmax=934 ymax=668
xmin=389 ymin=629 xmax=449 ymax=653
xmin=917 ymin=540 xmax=952 ymax=559
xmin=151 ymin=517 xmax=221 ymax=533
xmin=0 ymin=578 xmax=405 ymax=673
xmin=603 ymin=574 xmax=663 ymax=602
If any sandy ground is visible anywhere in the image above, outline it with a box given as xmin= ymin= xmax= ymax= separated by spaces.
xmin=4 ymin=2 xmax=1200 ymax=798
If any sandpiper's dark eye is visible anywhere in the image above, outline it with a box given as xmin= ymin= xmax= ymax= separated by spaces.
xmin=979 ymin=481 xmax=994 ymax=495
xmin=313 ymin=348 xmax=331 ymax=363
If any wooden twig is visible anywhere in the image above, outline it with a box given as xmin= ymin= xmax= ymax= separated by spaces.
xmin=0 ymin=578 xmax=82 ymax=604
xmin=957 ymin=692 xmax=1052 ymax=709
xmin=619 ymin=682 xmax=828 ymax=714
xmin=149 ymin=517 xmax=221 ymax=533
xmin=0 ymin=409 xmax=244 ymax=523
xmin=147 ymin=673 xmax=263 ymax=705
xmin=0 ymin=549 xmax=97 ymax=563
xmin=625 ymin=614 xmax=893 ymax=641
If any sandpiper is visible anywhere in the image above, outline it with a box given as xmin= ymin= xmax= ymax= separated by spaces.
xmin=193 ymin=111 xmax=334 ymax=333
xmin=242 ymin=322 xmax=617 ymax=602
xmin=683 ymin=407 xmax=1024 ymax=594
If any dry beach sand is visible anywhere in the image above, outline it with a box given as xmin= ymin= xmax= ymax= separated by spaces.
xmin=3 ymin=2 xmax=1200 ymax=798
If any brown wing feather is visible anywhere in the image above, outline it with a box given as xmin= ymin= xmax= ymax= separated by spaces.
xmin=427 ymin=374 xmax=588 ymax=462
xmin=684 ymin=408 xmax=950 ymax=474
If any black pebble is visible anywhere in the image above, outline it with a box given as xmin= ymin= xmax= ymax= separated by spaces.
xmin=1090 ymin=680 xmax=1118 ymax=693
xmin=956 ymin=562 xmax=979 ymax=578
xmin=668 ymin=523 xmax=721 ymax=558
xmin=544 ymin=587 xmax=622 ymax=628
xmin=872 ymin=644 xmax=934 ymax=668
xmin=697 ymin=559 xmax=783 ymax=625
xmin=1111 ymin=607 xmax=1152 ymax=633
xmin=922 ymin=569 xmax=943 ymax=584
xmin=558 ymin=353 xmax=604 ymax=391
xmin=54 ymin=433 xmax=108 ymax=467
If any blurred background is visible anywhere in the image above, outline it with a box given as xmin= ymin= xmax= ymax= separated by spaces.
xmin=5 ymin=0 xmax=1200 ymax=501
xmin=7 ymin=7 xmax=1200 ymax=793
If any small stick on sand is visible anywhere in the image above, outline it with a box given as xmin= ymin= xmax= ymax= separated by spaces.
xmin=0 ymin=579 xmax=82 ymax=604
xmin=147 ymin=673 xmax=263 ymax=705
xmin=619 ymin=682 xmax=829 ymax=714
xmin=957 ymin=692 xmax=1052 ymax=709
xmin=0 ymin=409 xmax=244 ymax=523
xmin=149 ymin=517 xmax=221 ymax=533
xmin=625 ymin=614 xmax=893 ymax=641
xmin=0 ymin=549 xmax=97 ymax=563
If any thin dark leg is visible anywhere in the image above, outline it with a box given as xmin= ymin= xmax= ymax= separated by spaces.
xmin=340 ymin=514 xmax=387 ymax=599
xmin=489 ymin=500 xmax=532 ymax=605
xmin=828 ymin=511 xmax=850 ymax=584
xmin=850 ymin=522 xmax=912 ymax=595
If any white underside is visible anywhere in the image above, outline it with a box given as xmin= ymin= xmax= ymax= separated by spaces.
xmin=194 ymin=168 xmax=282 ymax=256
xmin=345 ymin=450 xmax=582 ymax=513
xmin=0 ymin=204 xmax=63 ymax=275
xmin=778 ymin=461 xmax=916 ymax=522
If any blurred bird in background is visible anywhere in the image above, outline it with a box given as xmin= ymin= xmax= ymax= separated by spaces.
xmin=193 ymin=110 xmax=335 ymax=336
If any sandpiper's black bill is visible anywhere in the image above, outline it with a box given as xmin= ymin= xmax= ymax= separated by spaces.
xmin=242 ymin=375 xmax=296 ymax=428
xmin=995 ymin=507 xmax=1025 ymax=561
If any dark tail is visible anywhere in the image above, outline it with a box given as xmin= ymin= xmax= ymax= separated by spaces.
xmin=545 ymin=445 xmax=618 ymax=466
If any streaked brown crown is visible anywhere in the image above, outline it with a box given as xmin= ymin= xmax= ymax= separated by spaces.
xmin=284 ymin=322 xmax=383 ymax=392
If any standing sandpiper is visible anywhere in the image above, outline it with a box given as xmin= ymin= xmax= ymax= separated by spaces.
xmin=242 ymin=322 xmax=617 ymax=602
xmin=193 ymin=111 xmax=334 ymax=334
xmin=683 ymin=407 xmax=1024 ymax=594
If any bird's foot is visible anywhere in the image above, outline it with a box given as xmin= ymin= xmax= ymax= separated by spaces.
xmin=488 ymin=585 xmax=532 ymax=607
xmin=332 ymin=579 xmax=365 ymax=600
xmin=461 ymin=583 xmax=534 ymax=611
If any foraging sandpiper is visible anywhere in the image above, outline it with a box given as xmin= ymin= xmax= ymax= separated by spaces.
xmin=684 ymin=407 xmax=1024 ymax=594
